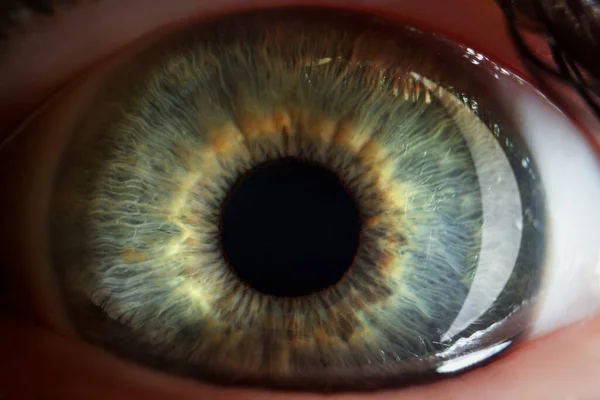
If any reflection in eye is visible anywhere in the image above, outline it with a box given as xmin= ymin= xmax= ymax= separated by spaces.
xmin=40 ymin=7 xmax=547 ymax=392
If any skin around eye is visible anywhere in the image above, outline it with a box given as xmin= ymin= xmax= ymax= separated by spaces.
xmin=0 ymin=0 xmax=595 ymax=398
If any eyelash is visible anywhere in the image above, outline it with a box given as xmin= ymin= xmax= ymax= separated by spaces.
xmin=495 ymin=0 xmax=600 ymax=122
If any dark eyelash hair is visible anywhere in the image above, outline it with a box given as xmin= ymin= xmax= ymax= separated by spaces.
xmin=497 ymin=0 xmax=600 ymax=121
xmin=2 ymin=0 xmax=599 ymax=122
xmin=0 ymin=1 xmax=79 ymax=43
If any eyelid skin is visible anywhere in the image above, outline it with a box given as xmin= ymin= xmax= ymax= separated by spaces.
xmin=1 ymin=0 xmax=600 ymax=399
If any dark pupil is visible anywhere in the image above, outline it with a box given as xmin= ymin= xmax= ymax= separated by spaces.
xmin=220 ymin=158 xmax=362 ymax=297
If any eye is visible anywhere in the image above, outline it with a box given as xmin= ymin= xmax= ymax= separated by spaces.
xmin=0 ymin=1 xmax=599 ymax=398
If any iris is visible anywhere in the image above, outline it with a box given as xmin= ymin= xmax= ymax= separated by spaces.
xmin=49 ymin=8 xmax=545 ymax=390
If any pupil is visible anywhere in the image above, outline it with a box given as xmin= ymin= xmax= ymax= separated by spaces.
xmin=220 ymin=158 xmax=361 ymax=297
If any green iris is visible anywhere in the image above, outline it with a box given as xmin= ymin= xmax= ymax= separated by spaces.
xmin=49 ymin=8 xmax=545 ymax=390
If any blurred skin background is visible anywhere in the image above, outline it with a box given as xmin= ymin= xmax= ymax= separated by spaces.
xmin=0 ymin=0 xmax=599 ymax=399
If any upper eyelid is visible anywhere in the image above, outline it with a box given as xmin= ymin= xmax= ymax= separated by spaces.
xmin=0 ymin=0 xmax=536 ymax=141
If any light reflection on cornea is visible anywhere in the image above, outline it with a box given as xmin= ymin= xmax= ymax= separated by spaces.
xmin=434 ymin=306 xmax=523 ymax=364
xmin=436 ymin=341 xmax=512 ymax=374
xmin=464 ymin=47 xmax=486 ymax=66
xmin=459 ymin=45 xmax=516 ymax=83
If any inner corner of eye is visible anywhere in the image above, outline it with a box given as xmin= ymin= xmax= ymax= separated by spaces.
xmin=43 ymin=7 xmax=547 ymax=392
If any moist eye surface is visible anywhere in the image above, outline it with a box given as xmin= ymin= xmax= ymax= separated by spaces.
xmin=48 ymin=8 xmax=546 ymax=391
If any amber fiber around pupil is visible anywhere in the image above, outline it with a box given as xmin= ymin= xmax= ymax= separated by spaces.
xmin=48 ymin=8 xmax=546 ymax=391
xmin=220 ymin=158 xmax=362 ymax=297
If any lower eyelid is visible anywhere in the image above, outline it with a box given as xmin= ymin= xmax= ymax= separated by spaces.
xmin=2 ymin=311 xmax=600 ymax=399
